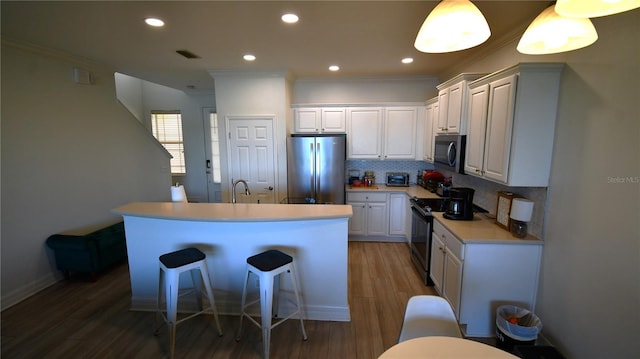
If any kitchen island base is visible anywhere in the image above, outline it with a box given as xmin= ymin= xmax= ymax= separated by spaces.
xmin=115 ymin=203 xmax=352 ymax=322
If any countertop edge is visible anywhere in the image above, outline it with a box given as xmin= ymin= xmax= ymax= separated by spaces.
xmin=112 ymin=202 xmax=353 ymax=222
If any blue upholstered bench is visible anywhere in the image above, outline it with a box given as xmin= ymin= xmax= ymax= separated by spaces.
xmin=46 ymin=221 xmax=127 ymax=281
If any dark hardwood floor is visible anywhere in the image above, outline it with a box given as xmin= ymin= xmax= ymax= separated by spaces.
xmin=1 ymin=242 xmax=438 ymax=358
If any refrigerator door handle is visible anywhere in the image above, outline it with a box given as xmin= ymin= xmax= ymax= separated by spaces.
xmin=315 ymin=142 xmax=321 ymax=200
xmin=310 ymin=142 xmax=316 ymax=199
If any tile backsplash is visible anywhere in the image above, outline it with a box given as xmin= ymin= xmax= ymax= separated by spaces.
xmin=345 ymin=160 xmax=547 ymax=239
xmin=345 ymin=160 xmax=434 ymax=184
xmin=439 ymin=168 xmax=547 ymax=239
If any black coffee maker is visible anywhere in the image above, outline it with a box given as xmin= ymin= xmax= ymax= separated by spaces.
xmin=443 ymin=187 xmax=475 ymax=220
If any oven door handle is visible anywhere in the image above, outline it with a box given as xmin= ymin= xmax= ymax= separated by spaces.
xmin=410 ymin=205 xmax=428 ymax=219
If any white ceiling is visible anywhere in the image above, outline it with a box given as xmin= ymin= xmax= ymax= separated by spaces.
xmin=1 ymin=1 xmax=552 ymax=94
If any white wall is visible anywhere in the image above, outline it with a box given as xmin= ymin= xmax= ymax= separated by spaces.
xmin=0 ymin=41 xmax=172 ymax=309
xmin=141 ymin=81 xmax=215 ymax=203
xmin=451 ymin=11 xmax=639 ymax=358
xmin=293 ymin=75 xmax=439 ymax=104
xmin=114 ymin=72 xmax=144 ymax=123
xmin=210 ymin=70 xmax=292 ymax=203
xmin=114 ymin=73 xmax=216 ymax=203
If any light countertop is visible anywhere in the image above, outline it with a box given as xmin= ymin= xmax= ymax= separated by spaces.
xmin=433 ymin=212 xmax=541 ymax=244
xmin=346 ymin=184 xmax=541 ymax=244
xmin=346 ymin=184 xmax=439 ymax=199
xmin=113 ymin=202 xmax=353 ymax=222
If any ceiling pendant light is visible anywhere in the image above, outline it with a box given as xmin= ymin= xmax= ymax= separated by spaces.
xmin=517 ymin=5 xmax=598 ymax=55
xmin=555 ymin=0 xmax=640 ymax=18
xmin=414 ymin=0 xmax=490 ymax=53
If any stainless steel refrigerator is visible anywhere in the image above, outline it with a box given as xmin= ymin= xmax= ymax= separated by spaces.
xmin=286 ymin=134 xmax=346 ymax=204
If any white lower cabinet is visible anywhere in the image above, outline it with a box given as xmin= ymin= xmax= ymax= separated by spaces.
xmin=387 ymin=193 xmax=407 ymax=236
xmin=431 ymin=218 xmax=542 ymax=337
xmin=347 ymin=191 xmax=409 ymax=240
xmin=431 ymin=220 xmax=464 ymax=317
xmin=347 ymin=192 xmax=388 ymax=236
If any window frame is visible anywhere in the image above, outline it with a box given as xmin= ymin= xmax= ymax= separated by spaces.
xmin=150 ymin=111 xmax=186 ymax=175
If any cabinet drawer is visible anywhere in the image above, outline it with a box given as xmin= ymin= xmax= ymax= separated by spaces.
xmin=445 ymin=234 xmax=464 ymax=260
xmin=346 ymin=192 xmax=387 ymax=202
xmin=433 ymin=220 xmax=464 ymax=260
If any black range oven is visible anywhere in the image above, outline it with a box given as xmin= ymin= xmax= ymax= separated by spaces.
xmin=409 ymin=197 xmax=447 ymax=286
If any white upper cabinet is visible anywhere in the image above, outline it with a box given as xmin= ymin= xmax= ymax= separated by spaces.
xmin=346 ymin=107 xmax=384 ymax=159
xmin=347 ymin=106 xmax=418 ymax=160
xmin=465 ymin=84 xmax=490 ymax=175
xmin=293 ymin=107 xmax=346 ymax=133
xmin=483 ymin=75 xmax=517 ymax=182
xmin=436 ymin=73 xmax=486 ymax=134
xmin=465 ymin=63 xmax=564 ymax=187
xmin=321 ymin=108 xmax=347 ymax=133
xmin=383 ymin=107 xmax=418 ymax=159
xmin=423 ymin=97 xmax=438 ymax=162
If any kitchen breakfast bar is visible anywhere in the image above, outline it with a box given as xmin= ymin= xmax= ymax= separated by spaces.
xmin=112 ymin=202 xmax=353 ymax=321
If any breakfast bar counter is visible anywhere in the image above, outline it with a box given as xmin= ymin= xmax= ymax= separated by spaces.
xmin=113 ymin=202 xmax=353 ymax=321
xmin=114 ymin=201 xmax=353 ymax=222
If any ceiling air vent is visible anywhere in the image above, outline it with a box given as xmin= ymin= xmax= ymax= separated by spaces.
xmin=176 ymin=50 xmax=200 ymax=59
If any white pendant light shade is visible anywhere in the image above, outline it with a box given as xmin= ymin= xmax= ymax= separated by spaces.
xmin=556 ymin=0 xmax=640 ymax=18
xmin=517 ymin=5 xmax=598 ymax=55
xmin=414 ymin=0 xmax=491 ymax=53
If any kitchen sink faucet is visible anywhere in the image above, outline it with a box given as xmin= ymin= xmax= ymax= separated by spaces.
xmin=232 ymin=179 xmax=251 ymax=204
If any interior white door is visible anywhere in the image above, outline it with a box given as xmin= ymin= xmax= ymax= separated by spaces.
xmin=202 ymin=108 xmax=223 ymax=202
xmin=226 ymin=116 xmax=277 ymax=204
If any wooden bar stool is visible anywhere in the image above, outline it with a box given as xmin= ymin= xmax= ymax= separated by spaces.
xmin=236 ymin=249 xmax=307 ymax=359
xmin=155 ymin=247 xmax=223 ymax=358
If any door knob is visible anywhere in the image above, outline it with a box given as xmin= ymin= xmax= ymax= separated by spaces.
xmin=264 ymin=186 xmax=274 ymax=191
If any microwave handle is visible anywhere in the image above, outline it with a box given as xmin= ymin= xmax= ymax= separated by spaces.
xmin=447 ymin=142 xmax=456 ymax=166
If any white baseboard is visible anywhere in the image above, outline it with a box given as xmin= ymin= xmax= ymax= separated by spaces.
xmin=349 ymin=235 xmax=406 ymax=243
xmin=131 ymin=295 xmax=351 ymax=322
xmin=1 ymin=272 xmax=59 ymax=310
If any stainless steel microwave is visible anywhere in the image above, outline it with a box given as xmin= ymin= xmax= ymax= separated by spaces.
xmin=434 ymin=135 xmax=466 ymax=174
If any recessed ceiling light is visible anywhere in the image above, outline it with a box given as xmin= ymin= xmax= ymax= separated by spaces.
xmin=402 ymin=57 xmax=414 ymax=64
xmin=243 ymin=54 xmax=256 ymax=61
xmin=329 ymin=65 xmax=340 ymax=72
xmin=145 ymin=17 xmax=165 ymax=27
xmin=282 ymin=13 xmax=299 ymax=23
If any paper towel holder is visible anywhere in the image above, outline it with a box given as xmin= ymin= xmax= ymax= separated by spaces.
xmin=171 ymin=183 xmax=188 ymax=203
